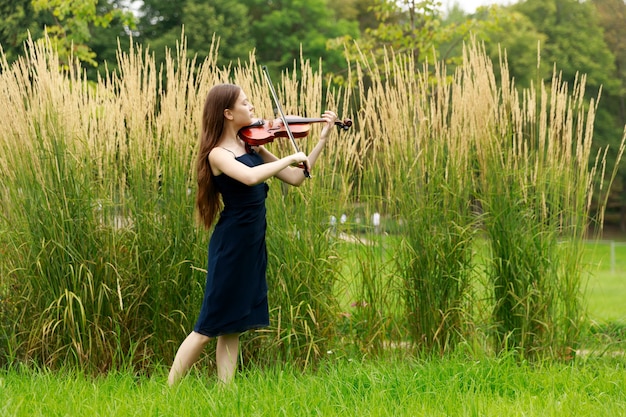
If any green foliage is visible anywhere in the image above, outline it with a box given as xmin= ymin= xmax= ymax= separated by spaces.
xmin=367 ymin=0 xmax=444 ymax=57
xmin=84 ymin=1 xmax=137 ymax=80
xmin=243 ymin=0 xmax=360 ymax=74
xmin=134 ymin=0 xmax=359 ymax=74
xmin=0 ymin=0 xmax=43 ymax=62
xmin=593 ymin=0 xmax=626 ymax=105
xmin=137 ymin=0 xmax=253 ymax=69
xmin=330 ymin=0 xmax=445 ymax=76
xmin=513 ymin=0 xmax=617 ymax=92
xmin=137 ymin=0 xmax=184 ymax=40
xmin=590 ymin=0 xmax=626 ymax=224
xmin=470 ymin=6 xmax=547 ymax=88
xmin=252 ymin=187 xmax=341 ymax=368
xmin=31 ymin=0 xmax=135 ymax=67
xmin=183 ymin=1 xmax=252 ymax=65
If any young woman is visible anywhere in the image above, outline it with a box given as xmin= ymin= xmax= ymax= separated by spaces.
xmin=168 ymin=83 xmax=338 ymax=385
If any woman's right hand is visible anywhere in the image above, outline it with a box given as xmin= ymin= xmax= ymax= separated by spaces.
xmin=291 ymin=151 xmax=308 ymax=166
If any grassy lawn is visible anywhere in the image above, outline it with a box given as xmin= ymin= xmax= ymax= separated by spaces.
xmin=2 ymin=354 xmax=625 ymax=417
xmin=584 ymin=240 xmax=626 ymax=324
xmin=334 ymin=236 xmax=626 ymax=322
xmin=586 ymin=270 xmax=626 ymax=323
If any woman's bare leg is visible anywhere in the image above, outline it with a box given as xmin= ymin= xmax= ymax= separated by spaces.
xmin=168 ymin=331 xmax=211 ymax=386
xmin=216 ymin=333 xmax=240 ymax=384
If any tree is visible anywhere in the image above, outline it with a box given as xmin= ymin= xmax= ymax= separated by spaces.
xmin=182 ymin=0 xmax=253 ymax=65
xmin=364 ymin=0 xmax=447 ymax=63
xmin=136 ymin=0 xmax=182 ymax=41
xmin=32 ymin=0 xmax=135 ymax=67
xmin=87 ymin=0 xmax=137 ymax=79
xmin=137 ymin=0 xmax=253 ymax=68
xmin=241 ymin=0 xmax=359 ymax=74
xmin=513 ymin=0 xmax=617 ymax=93
xmin=0 ymin=0 xmax=46 ymax=63
xmin=133 ymin=0 xmax=357 ymax=76
xmin=135 ymin=0 xmax=254 ymax=68
xmin=469 ymin=5 xmax=547 ymax=88
xmin=1 ymin=0 xmax=133 ymax=71
xmin=591 ymin=0 xmax=626 ymax=231
xmin=324 ymin=0 xmax=387 ymax=32
xmin=592 ymin=0 xmax=626 ymax=126
xmin=328 ymin=0 xmax=498 ymax=81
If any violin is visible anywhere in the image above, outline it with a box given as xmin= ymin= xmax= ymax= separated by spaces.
xmin=238 ymin=116 xmax=352 ymax=146
xmin=256 ymin=65 xmax=352 ymax=177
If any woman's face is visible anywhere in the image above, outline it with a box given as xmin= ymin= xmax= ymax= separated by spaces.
xmin=227 ymin=90 xmax=255 ymax=127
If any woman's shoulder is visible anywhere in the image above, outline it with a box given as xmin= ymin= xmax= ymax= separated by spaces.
xmin=208 ymin=147 xmax=235 ymax=176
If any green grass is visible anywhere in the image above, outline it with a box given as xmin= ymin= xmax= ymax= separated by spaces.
xmin=2 ymin=353 xmax=625 ymax=416
xmin=586 ymin=271 xmax=626 ymax=323
xmin=333 ymin=236 xmax=626 ymax=322
xmin=584 ymin=240 xmax=626 ymax=324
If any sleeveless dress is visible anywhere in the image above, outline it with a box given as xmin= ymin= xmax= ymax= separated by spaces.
xmin=194 ymin=149 xmax=270 ymax=337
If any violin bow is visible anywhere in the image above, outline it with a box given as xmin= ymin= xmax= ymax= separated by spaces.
xmin=261 ymin=65 xmax=311 ymax=178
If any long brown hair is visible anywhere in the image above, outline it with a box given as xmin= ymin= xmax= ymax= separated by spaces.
xmin=196 ymin=83 xmax=242 ymax=229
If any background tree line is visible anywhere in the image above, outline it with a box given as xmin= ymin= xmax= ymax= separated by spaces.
xmin=1 ymin=0 xmax=625 ymax=230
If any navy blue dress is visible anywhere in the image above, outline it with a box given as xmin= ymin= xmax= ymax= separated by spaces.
xmin=194 ymin=150 xmax=270 ymax=337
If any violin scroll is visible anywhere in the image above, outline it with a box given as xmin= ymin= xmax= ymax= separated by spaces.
xmin=336 ymin=118 xmax=352 ymax=131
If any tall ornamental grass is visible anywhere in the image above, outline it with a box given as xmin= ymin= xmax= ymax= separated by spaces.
xmin=0 ymin=34 xmax=622 ymax=373
xmin=343 ymin=52 xmax=477 ymax=353
xmin=0 ymin=38 xmax=348 ymax=372
xmin=0 ymin=37 xmax=219 ymax=370
xmin=318 ymin=41 xmax=623 ymax=358
xmin=469 ymin=46 xmax=624 ymax=358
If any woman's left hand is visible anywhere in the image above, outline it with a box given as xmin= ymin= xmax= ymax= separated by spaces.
xmin=320 ymin=110 xmax=338 ymax=141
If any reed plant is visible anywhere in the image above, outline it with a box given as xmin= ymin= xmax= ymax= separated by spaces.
xmin=245 ymin=185 xmax=341 ymax=368
xmin=468 ymin=44 xmax=624 ymax=358
xmin=341 ymin=52 xmax=477 ymax=353
xmin=319 ymin=40 xmax=623 ymax=358
xmin=0 ymin=37 xmax=220 ymax=370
